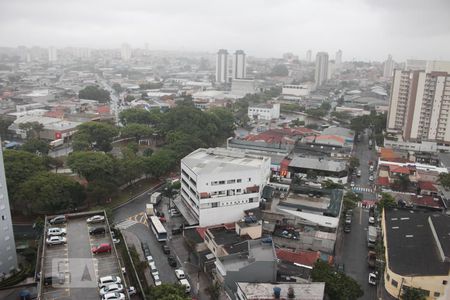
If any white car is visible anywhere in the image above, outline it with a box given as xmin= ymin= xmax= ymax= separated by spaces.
xmin=127 ymin=287 xmax=136 ymax=296
xmin=98 ymin=276 xmax=122 ymax=288
xmin=368 ymin=272 xmax=377 ymax=285
xmin=369 ymin=175 xmax=374 ymax=181
xmin=87 ymin=215 xmax=105 ymax=223
xmin=102 ymin=292 xmax=125 ymax=300
xmin=113 ymin=238 xmax=120 ymax=244
xmin=369 ymin=216 xmax=375 ymax=224
xmin=350 ymin=181 xmax=355 ymax=187
xmin=46 ymin=236 xmax=67 ymax=246
xmin=152 ymin=273 xmax=162 ymax=286
xmin=149 ymin=262 xmax=158 ymax=277
xmin=100 ymin=284 xmax=124 ymax=296
xmin=179 ymin=278 xmax=191 ymax=293
xmin=47 ymin=227 xmax=67 ymax=236
xmin=146 ymin=256 xmax=154 ymax=263
xmin=175 ymin=269 xmax=185 ymax=280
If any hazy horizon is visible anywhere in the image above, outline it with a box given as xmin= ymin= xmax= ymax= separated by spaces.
xmin=1 ymin=0 xmax=450 ymax=62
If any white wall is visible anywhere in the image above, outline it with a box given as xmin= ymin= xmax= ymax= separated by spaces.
xmin=282 ymin=85 xmax=310 ymax=96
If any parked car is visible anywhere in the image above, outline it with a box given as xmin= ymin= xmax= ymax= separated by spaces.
xmin=168 ymin=255 xmax=177 ymax=267
xmin=98 ymin=276 xmax=122 ymax=288
xmin=159 ymin=217 xmax=166 ymax=223
xmin=170 ymin=209 xmax=181 ymax=217
xmin=153 ymin=274 xmax=162 ymax=286
xmin=127 ymin=287 xmax=136 ymax=296
xmin=345 ymin=209 xmax=353 ymax=217
xmin=179 ymin=279 xmax=191 ymax=293
xmin=99 ymin=283 xmax=124 ymax=296
xmin=149 ymin=262 xmax=159 ymax=277
xmin=344 ymin=224 xmax=351 ymax=233
xmin=357 ymin=170 xmax=361 ymax=177
xmin=141 ymin=243 xmax=151 ymax=257
xmin=47 ymin=227 xmax=66 ymax=236
xmin=146 ymin=255 xmax=154 ymax=264
xmin=49 ymin=215 xmax=66 ymax=225
xmin=113 ymin=238 xmax=120 ymax=244
xmin=162 ymin=244 xmax=170 ymax=254
xmin=369 ymin=216 xmax=375 ymax=224
xmin=87 ymin=215 xmax=105 ymax=224
xmin=46 ymin=236 xmax=67 ymax=246
xmin=369 ymin=175 xmax=374 ymax=181
xmin=89 ymin=226 xmax=106 ymax=235
xmin=350 ymin=181 xmax=355 ymax=187
xmin=368 ymin=272 xmax=378 ymax=285
xmin=345 ymin=216 xmax=352 ymax=224
xmin=92 ymin=243 xmax=112 ymax=254
xmin=175 ymin=269 xmax=185 ymax=280
xmin=102 ymin=292 xmax=125 ymax=300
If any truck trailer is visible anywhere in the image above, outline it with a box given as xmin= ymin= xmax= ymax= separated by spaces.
xmin=150 ymin=192 xmax=162 ymax=205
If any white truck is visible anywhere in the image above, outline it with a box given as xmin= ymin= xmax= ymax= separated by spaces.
xmin=150 ymin=192 xmax=162 ymax=205
xmin=146 ymin=204 xmax=155 ymax=217
xmin=49 ymin=139 xmax=64 ymax=148
xmin=367 ymin=226 xmax=377 ymax=248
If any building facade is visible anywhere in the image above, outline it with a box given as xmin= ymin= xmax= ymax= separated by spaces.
xmin=48 ymin=47 xmax=58 ymax=62
xmin=247 ymin=103 xmax=280 ymax=121
xmin=0 ymin=138 xmax=18 ymax=276
xmin=232 ymin=50 xmax=246 ymax=79
xmin=216 ymin=49 xmax=229 ymax=84
xmin=282 ymin=84 xmax=311 ymax=97
xmin=180 ymin=148 xmax=271 ymax=227
xmin=306 ymin=50 xmax=312 ymax=63
xmin=384 ymin=54 xmax=394 ymax=78
xmin=314 ymin=52 xmax=329 ymax=88
xmin=120 ymin=43 xmax=132 ymax=61
xmin=387 ymin=62 xmax=450 ymax=143
xmin=335 ymin=49 xmax=342 ymax=69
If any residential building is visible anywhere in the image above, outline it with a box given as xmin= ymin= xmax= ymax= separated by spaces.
xmin=387 ymin=61 xmax=450 ymax=143
xmin=120 ymin=43 xmax=132 ymax=61
xmin=314 ymin=52 xmax=329 ymax=88
xmin=327 ymin=60 xmax=335 ymax=80
xmin=384 ymin=54 xmax=394 ymax=78
xmin=285 ymin=156 xmax=348 ymax=184
xmin=232 ymin=50 xmax=246 ymax=79
xmin=216 ymin=49 xmax=229 ymax=84
xmin=215 ymin=239 xmax=277 ymax=296
xmin=382 ymin=209 xmax=450 ymax=299
xmin=248 ymin=103 xmax=280 ymax=121
xmin=0 ymin=138 xmax=18 ymax=277
xmin=306 ymin=50 xmax=312 ymax=63
xmin=335 ymin=49 xmax=342 ymax=69
xmin=48 ymin=47 xmax=58 ymax=62
xmin=282 ymin=84 xmax=311 ymax=97
xmin=236 ymin=282 xmax=325 ymax=300
xmin=178 ymin=148 xmax=271 ymax=226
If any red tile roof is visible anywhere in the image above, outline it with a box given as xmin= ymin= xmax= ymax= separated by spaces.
xmin=418 ymin=181 xmax=437 ymax=191
xmin=410 ymin=195 xmax=444 ymax=209
xmin=245 ymin=128 xmax=310 ymax=144
xmin=377 ymin=176 xmax=390 ymax=186
xmin=304 ymin=134 xmax=345 ymax=145
xmin=196 ymin=227 xmax=207 ymax=239
xmin=97 ymin=105 xmax=110 ymax=114
xmin=276 ymin=248 xmax=320 ymax=267
xmin=44 ymin=110 xmax=65 ymax=118
xmin=389 ymin=165 xmax=411 ymax=175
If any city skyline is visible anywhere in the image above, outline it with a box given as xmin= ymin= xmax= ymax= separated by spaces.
xmin=1 ymin=0 xmax=450 ymax=61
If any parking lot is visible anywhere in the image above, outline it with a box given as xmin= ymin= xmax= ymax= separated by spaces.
xmin=41 ymin=213 xmax=124 ymax=300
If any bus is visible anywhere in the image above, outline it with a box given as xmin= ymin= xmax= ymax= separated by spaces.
xmin=149 ymin=216 xmax=167 ymax=242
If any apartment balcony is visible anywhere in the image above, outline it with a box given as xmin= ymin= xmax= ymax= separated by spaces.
xmin=199 ymin=185 xmax=260 ymax=200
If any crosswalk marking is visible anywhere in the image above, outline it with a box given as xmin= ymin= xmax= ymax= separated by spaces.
xmin=114 ymin=219 xmax=138 ymax=230
xmin=352 ymin=186 xmax=374 ymax=193
xmin=357 ymin=202 xmax=375 ymax=208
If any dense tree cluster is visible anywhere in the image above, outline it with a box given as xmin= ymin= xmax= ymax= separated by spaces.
xmin=305 ymin=102 xmax=332 ymax=119
xmin=79 ymin=85 xmax=111 ymax=102
xmin=350 ymin=111 xmax=387 ymax=145
xmin=72 ymin=122 xmax=119 ymax=152
xmin=147 ymin=283 xmax=190 ymax=300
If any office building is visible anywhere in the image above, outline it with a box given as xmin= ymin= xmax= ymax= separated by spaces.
xmin=180 ymin=148 xmax=271 ymax=226
xmin=0 ymin=138 xmax=18 ymax=277
xmin=335 ymin=49 xmax=342 ymax=69
xmin=282 ymin=84 xmax=311 ymax=97
xmin=48 ymin=47 xmax=58 ymax=62
xmin=216 ymin=49 xmax=229 ymax=84
xmin=384 ymin=54 xmax=394 ymax=78
xmin=314 ymin=52 xmax=329 ymax=88
xmin=387 ymin=61 xmax=450 ymax=143
xmin=306 ymin=50 xmax=312 ymax=62
xmin=231 ymin=79 xmax=258 ymax=96
xmin=327 ymin=60 xmax=335 ymax=80
xmin=120 ymin=43 xmax=132 ymax=61
xmin=232 ymin=50 xmax=246 ymax=79
xmin=248 ymin=103 xmax=280 ymax=121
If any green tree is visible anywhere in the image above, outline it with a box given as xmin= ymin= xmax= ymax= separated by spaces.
xmin=270 ymin=64 xmax=289 ymax=76
xmin=21 ymin=139 xmax=49 ymax=155
xmin=147 ymin=283 xmax=190 ymax=300
xmin=121 ymin=124 xmax=154 ymax=142
xmin=377 ymin=192 xmax=397 ymax=211
xmin=118 ymin=154 xmax=144 ymax=185
xmin=143 ymin=149 xmax=177 ymax=178
xmin=438 ymin=173 xmax=450 ymax=189
xmin=322 ymin=179 xmax=344 ymax=189
xmin=206 ymin=281 xmax=222 ymax=300
xmin=72 ymin=122 xmax=119 ymax=152
xmin=67 ymin=151 xmax=114 ymax=182
xmin=311 ymin=260 xmax=363 ymax=300
xmin=125 ymin=95 xmax=135 ymax=102
xmin=401 ymin=287 xmax=427 ymax=300
xmin=17 ymin=172 xmax=85 ymax=214
xmin=78 ymin=85 xmax=111 ymax=102
xmin=3 ymin=150 xmax=46 ymax=207
xmin=86 ymin=179 xmax=117 ymax=204
xmin=119 ymin=108 xmax=153 ymax=125
xmin=343 ymin=191 xmax=361 ymax=211
xmin=305 ymin=108 xmax=327 ymax=118
xmin=18 ymin=122 xmax=44 ymax=139
xmin=348 ymin=156 xmax=360 ymax=171
xmin=112 ymin=83 xmax=123 ymax=94
xmin=394 ymin=174 xmax=411 ymax=192
xmin=0 ymin=117 xmax=13 ymax=138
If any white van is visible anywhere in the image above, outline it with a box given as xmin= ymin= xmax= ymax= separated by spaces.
xmin=179 ymin=279 xmax=191 ymax=293
xmin=98 ymin=275 xmax=122 ymax=288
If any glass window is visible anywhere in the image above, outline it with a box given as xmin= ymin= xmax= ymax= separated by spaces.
xmin=434 ymin=292 xmax=440 ymax=297
xmin=391 ymin=279 xmax=398 ymax=287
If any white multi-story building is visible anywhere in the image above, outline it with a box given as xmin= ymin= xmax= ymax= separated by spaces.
xmin=232 ymin=50 xmax=246 ymax=79
xmin=121 ymin=43 xmax=132 ymax=61
xmin=216 ymin=49 xmax=228 ymax=84
xmin=0 ymin=138 xmax=18 ymax=277
xmin=305 ymin=50 xmax=312 ymax=63
xmin=48 ymin=47 xmax=58 ymax=62
xmin=314 ymin=52 xmax=329 ymax=88
xmin=248 ymin=103 xmax=280 ymax=121
xmin=231 ymin=79 xmax=258 ymax=96
xmin=383 ymin=54 xmax=394 ymax=78
xmin=387 ymin=61 xmax=450 ymax=143
xmin=282 ymin=84 xmax=311 ymax=97
xmin=180 ymin=148 xmax=271 ymax=226
xmin=335 ymin=49 xmax=342 ymax=69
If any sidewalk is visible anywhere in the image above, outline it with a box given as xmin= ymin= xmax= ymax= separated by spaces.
xmin=122 ymin=230 xmax=153 ymax=286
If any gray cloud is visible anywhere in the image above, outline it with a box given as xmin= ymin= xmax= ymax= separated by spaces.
xmin=1 ymin=0 xmax=450 ymax=61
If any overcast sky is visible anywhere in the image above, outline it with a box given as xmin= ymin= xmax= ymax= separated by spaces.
xmin=1 ymin=0 xmax=450 ymax=61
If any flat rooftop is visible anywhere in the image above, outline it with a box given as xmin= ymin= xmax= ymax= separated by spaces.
xmin=220 ymin=240 xmax=276 ymax=271
xmin=385 ymin=209 xmax=450 ymax=276
xmin=236 ymin=282 xmax=325 ymax=300
xmin=182 ymin=148 xmax=269 ymax=175
xmin=289 ymin=156 xmax=347 ymax=172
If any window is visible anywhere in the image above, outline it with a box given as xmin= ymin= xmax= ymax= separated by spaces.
xmin=227 ymin=179 xmax=236 ymax=184
xmin=236 ymin=189 xmax=242 ymax=193
xmin=386 ymin=274 xmax=390 ymax=281
xmin=434 ymin=292 xmax=440 ymax=297
xmin=237 ymin=179 xmax=242 ymax=183
xmin=248 ymin=178 xmax=251 ymax=182
xmin=211 ymin=202 xmax=218 ymax=208
xmin=391 ymin=279 xmax=398 ymax=288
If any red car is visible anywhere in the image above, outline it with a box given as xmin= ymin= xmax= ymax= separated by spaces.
xmin=159 ymin=217 xmax=166 ymax=223
xmin=92 ymin=243 xmax=112 ymax=254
